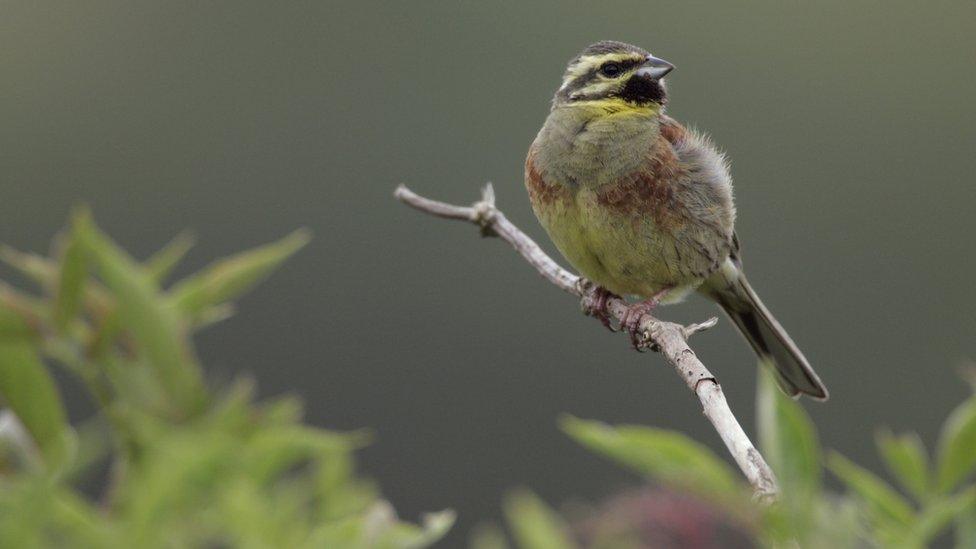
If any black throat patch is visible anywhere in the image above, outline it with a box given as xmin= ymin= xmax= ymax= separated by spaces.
xmin=617 ymin=75 xmax=667 ymax=106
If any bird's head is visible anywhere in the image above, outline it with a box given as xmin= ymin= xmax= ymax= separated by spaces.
xmin=553 ymin=41 xmax=674 ymax=114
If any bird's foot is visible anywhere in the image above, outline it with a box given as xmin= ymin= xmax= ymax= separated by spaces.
xmin=579 ymin=281 xmax=620 ymax=332
xmin=620 ymin=288 xmax=671 ymax=351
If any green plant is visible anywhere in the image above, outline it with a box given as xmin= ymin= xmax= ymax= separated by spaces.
xmin=477 ymin=369 xmax=976 ymax=548
xmin=0 ymin=212 xmax=452 ymax=548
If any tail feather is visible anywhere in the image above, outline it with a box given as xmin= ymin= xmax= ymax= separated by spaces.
xmin=701 ymin=259 xmax=828 ymax=400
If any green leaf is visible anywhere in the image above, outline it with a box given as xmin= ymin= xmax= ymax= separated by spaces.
xmin=145 ymin=231 xmax=195 ymax=284
xmin=52 ymin=229 xmax=88 ymax=330
xmin=828 ymin=452 xmax=915 ymax=529
xmin=242 ymin=425 xmax=369 ymax=484
xmin=756 ymin=368 xmax=824 ymax=542
xmin=73 ymin=212 xmax=206 ymax=415
xmin=806 ymin=495 xmax=869 ymax=549
xmin=907 ymin=489 xmax=976 ymax=546
xmin=191 ymin=304 xmax=235 ymax=330
xmin=315 ymin=450 xmax=376 ymax=522
xmin=876 ymin=429 xmax=930 ymax=502
xmin=86 ymin=308 xmax=123 ymax=360
xmin=0 ymin=245 xmax=56 ymax=288
xmin=560 ymin=415 xmax=739 ymax=496
xmin=956 ymin=495 xmax=976 ymax=549
xmin=169 ymin=230 xmax=310 ymax=319
xmin=503 ymin=489 xmax=575 ymax=549
xmin=470 ymin=523 xmax=510 ymax=549
xmin=936 ymin=395 xmax=976 ymax=493
xmin=305 ymin=502 xmax=452 ymax=549
xmin=306 ymin=514 xmax=370 ymax=549
xmin=375 ymin=509 xmax=455 ymax=549
xmin=60 ymin=417 xmax=111 ymax=483
xmin=0 ymin=477 xmax=115 ymax=547
xmin=0 ymin=307 xmax=72 ymax=470
xmin=757 ymin=367 xmax=821 ymax=498
xmin=0 ymin=284 xmax=48 ymax=329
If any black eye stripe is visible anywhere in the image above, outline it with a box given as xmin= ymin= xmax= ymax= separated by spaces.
xmin=599 ymin=58 xmax=641 ymax=77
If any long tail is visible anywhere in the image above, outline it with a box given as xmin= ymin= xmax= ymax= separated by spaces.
xmin=700 ymin=258 xmax=828 ymax=400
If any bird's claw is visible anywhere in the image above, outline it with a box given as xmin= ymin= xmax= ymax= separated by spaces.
xmin=580 ymin=283 xmax=620 ymax=332
xmin=581 ymin=283 xmax=671 ymax=350
xmin=620 ymin=287 xmax=671 ymax=351
xmin=621 ymin=300 xmax=658 ymax=351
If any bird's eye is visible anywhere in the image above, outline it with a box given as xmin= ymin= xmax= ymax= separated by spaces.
xmin=599 ymin=62 xmax=622 ymax=77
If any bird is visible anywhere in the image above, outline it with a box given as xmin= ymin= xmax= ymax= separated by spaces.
xmin=524 ymin=40 xmax=827 ymax=400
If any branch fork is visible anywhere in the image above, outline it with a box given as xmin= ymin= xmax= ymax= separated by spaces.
xmin=395 ymin=183 xmax=779 ymax=499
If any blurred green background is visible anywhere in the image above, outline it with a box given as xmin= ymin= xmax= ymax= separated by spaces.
xmin=2 ymin=1 xmax=974 ymax=544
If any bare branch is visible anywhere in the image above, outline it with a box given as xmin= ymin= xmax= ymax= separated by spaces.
xmin=395 ymin=184 xmax=778 ymax=499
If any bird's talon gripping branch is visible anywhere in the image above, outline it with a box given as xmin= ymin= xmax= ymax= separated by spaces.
xmin=620 ymin=287 xmax=671 ymax=350
xmin=620 ymin=301 xmax=658 ymax=351
xmin=580 ymin=283 xmax=621 ymax=332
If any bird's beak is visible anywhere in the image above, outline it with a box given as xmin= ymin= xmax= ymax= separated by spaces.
xmin=635 ymin=56 xmax=674 ymax=80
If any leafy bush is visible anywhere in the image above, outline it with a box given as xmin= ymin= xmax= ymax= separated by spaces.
xmin=0 ymin=212 xmax=452 ymax=548
xmin=475 ymin=370 xmax=976 ymax=548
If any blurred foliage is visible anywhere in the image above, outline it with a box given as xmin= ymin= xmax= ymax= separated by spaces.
xmin=0 ymin=211 xmax=452 ymax=548
xmin=3 ymin=211 xmax=976 ymax=548
xmin=475 ymin=369 xmax=976 ymax=548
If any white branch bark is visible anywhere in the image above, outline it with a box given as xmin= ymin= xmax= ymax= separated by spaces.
xmin=395 ymin=183 xmax=778 ymax=499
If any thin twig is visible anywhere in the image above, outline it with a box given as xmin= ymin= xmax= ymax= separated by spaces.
xmin=395 ymin=183 xmax=778 ymax=499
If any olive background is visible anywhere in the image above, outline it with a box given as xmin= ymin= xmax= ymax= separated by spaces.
xmin=2 ymin=1 xmax=974 ymax=544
